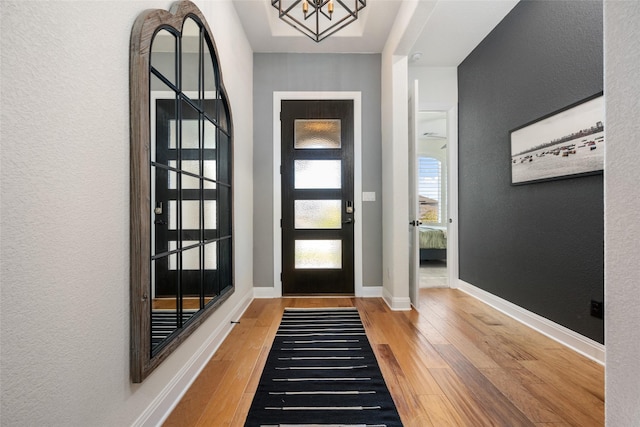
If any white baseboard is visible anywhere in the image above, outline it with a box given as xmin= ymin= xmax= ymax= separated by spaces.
xmin=382 ymin=288 xmax=411 ymax=311
xmin=133 ymin=289 xmax=254 ymax=427
xmin=253 ymin=286 xmax=277 ymax=298
xmin=357 ymin=285 xmax=384 ymax=298
xmin=456 ymin=279 xmax=605 ymax=365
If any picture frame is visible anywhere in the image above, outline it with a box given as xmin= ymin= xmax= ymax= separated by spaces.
xmin=510 ymin=92 xmax=604 ymax=185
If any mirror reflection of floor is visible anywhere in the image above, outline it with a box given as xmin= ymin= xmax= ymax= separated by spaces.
xmin=419 ymin=259 xmax=448 ymax=288
xmin=152 ymin=297 xmax=213 ymax=309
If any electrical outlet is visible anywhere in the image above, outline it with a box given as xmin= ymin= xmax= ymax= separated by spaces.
xmin=590 ymin=300 xmax=604 ymax=319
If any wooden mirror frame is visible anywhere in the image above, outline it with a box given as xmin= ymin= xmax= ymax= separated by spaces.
xmin=129 ymin=0 xmax=234 ymax=383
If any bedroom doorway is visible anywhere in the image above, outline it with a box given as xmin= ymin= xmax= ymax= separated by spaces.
xmin=414 ymin=110 xmax=450 ymax=290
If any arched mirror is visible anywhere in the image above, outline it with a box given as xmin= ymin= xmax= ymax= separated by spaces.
xmin=130 ymin=0 xmax=233 ymax=383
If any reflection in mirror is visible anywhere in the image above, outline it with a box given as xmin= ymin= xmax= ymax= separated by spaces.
xmin=218 ymin=132 xmax=231 ymax=184
xmin=130 ymin=0 xmax=233 ymax=382
xmin=204 ymin=119 xmax=217 ymax=149
xmin=218 ymin=186 xmax=232 ymax=236
xmin=151 ymin=95 xmax=177 ymax=166
xmin=203 ymin=36 xmax=218 ymax=120
xmin=182 ymin=18 xmax=200 ymax=97
xmin=151 ymin=253 xmax=179 ymax=354
xmin=218 ymin=92 xmax=230 ymax=134
xmin=151 ymin=29 xmax=177 ymax=86
xmin=203 ymin=161 xmax=217 ymax=188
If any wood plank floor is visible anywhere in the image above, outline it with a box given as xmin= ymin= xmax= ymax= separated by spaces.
xmin=163 ymin=288 xmax=604 ymax=426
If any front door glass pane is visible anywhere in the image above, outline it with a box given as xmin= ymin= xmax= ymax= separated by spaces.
xmin=294 ymin=200 xmax=341 ymax=229
xmin=294 ymin=119 xmax=341 ymax=149
xmin=294 ymin=160 xmax=341 ymax=189
xmin=295 ymin=240 xmax=342 ymax=269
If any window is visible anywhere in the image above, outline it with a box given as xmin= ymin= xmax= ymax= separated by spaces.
xmin=130 ymin=1 xmax=233 ymax=382
xmin=418 ymin=157 xmax=445 ymax=223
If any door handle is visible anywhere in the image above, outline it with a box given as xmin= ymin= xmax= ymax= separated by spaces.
xmin=343 ymin=218 xmax=353 ymax=224
xmin=409 ymin=220 xmax=422 ymax=226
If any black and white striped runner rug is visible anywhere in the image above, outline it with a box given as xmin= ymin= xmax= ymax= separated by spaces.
xmin=244 ymin=308 xmax=403 ymax=427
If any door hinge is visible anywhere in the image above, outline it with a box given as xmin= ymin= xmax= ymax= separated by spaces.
xmin=280 ymin=272 xmax=283 ymax=282
xmin=280 ymin=219 xmax=282 ymax=228
xmin=280 ymin=165 xmax=282 ymax=174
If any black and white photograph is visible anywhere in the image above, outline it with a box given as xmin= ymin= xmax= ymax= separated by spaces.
xmin=511 ymin=93 xmax=604 ymax=185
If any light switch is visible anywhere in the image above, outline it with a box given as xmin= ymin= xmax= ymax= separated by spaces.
xmin=362 ymin=192 xmax=376 ymax=202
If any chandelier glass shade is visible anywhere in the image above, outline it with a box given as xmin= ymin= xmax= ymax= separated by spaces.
xmin=271 ymin=0 xmax=367 ymax=42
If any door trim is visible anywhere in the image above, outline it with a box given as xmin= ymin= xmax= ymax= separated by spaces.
xmin=273 ymin=91 xmax=363 ymax=297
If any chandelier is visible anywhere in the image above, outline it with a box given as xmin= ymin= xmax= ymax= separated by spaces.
xmin=271 ymin=0 xmax=367 ymax=43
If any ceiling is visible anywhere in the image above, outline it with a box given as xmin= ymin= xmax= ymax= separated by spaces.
xmin=232 ymin=0 xmax=519 ymax=66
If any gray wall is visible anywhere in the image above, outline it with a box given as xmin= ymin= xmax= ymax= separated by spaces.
xmin=253 ymin=53 xmax=382 ymax=288
xmin=458 ymin=1 xmax=604 ymax=343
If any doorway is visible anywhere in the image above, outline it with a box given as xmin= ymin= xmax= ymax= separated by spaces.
xmin=416 ymin=111 xmax=450 ymax=289
xmin=280 ymin=100 xmax=355 ymax=294
xmin=273 ymin=92 xmax=364 ymax=298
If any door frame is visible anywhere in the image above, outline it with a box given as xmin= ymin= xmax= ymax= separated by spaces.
xmin=411 ymin=101 xmax=460 ymax=294
xmin=408 ymin=80 xmax=420 ymax=308
xmin=273 ymin=91 xmax=363 ymax=297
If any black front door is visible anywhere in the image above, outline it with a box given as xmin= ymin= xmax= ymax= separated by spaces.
xmin=281 ymin=100 xmax=355 ymax=295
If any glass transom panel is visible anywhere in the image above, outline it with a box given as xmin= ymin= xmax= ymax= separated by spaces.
xmin=294 ymin=119 xmax=341 ymax=149
xmin=295 ymin=240 xmax=342 ymax=269
xmin=295 ymin=200 xmax=341 ymax=229
xmin=294 ymin=160 xmax=341 ymax=189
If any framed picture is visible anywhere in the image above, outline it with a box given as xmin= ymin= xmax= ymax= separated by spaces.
xmin=510 ymin=92 xmax=604 ymax=185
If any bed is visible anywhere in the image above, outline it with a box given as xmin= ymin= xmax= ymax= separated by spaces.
xmin=419 ymin=225 xmax=447 ymax=261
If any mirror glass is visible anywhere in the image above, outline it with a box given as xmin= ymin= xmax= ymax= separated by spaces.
xmin=130 ymin=1 xmax=234 ymax=382
xmin=182 ymin=18 xmax=200 ymax=97
xmin=203 ymin=36 xmax=218 ymax=121
xmin=151 ymin=29 xmax=176 ymax=86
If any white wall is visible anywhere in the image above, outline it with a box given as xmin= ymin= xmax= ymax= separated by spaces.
xmin=408 ymin=66 xmax=457 ymax=109
xmin=604 ymin=1 xmax=640 ymax=424
xmin=0 ymin=1 xmax=253 ymax=425
xmin=380 ymin=0 xmax=438 ymax=310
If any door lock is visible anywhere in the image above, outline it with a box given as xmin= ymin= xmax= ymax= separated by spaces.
xmin=154 ymin=202 xmax=163 ymax=215
xmin=345 ymin=201 xmax=354 ymax=214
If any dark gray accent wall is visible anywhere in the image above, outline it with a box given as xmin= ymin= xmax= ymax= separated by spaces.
xmin=253 ymin=53 xmax=382 ymax=288
xmin=458 ymin=1 xmax=604 ymax=343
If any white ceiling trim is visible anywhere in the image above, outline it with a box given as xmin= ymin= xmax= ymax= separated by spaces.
xmin=231 ymin=0 xmax=519 ymax=64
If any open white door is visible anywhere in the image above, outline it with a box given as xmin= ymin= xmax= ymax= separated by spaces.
xmin=408 ymin=80 xmax=420 ymax=308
